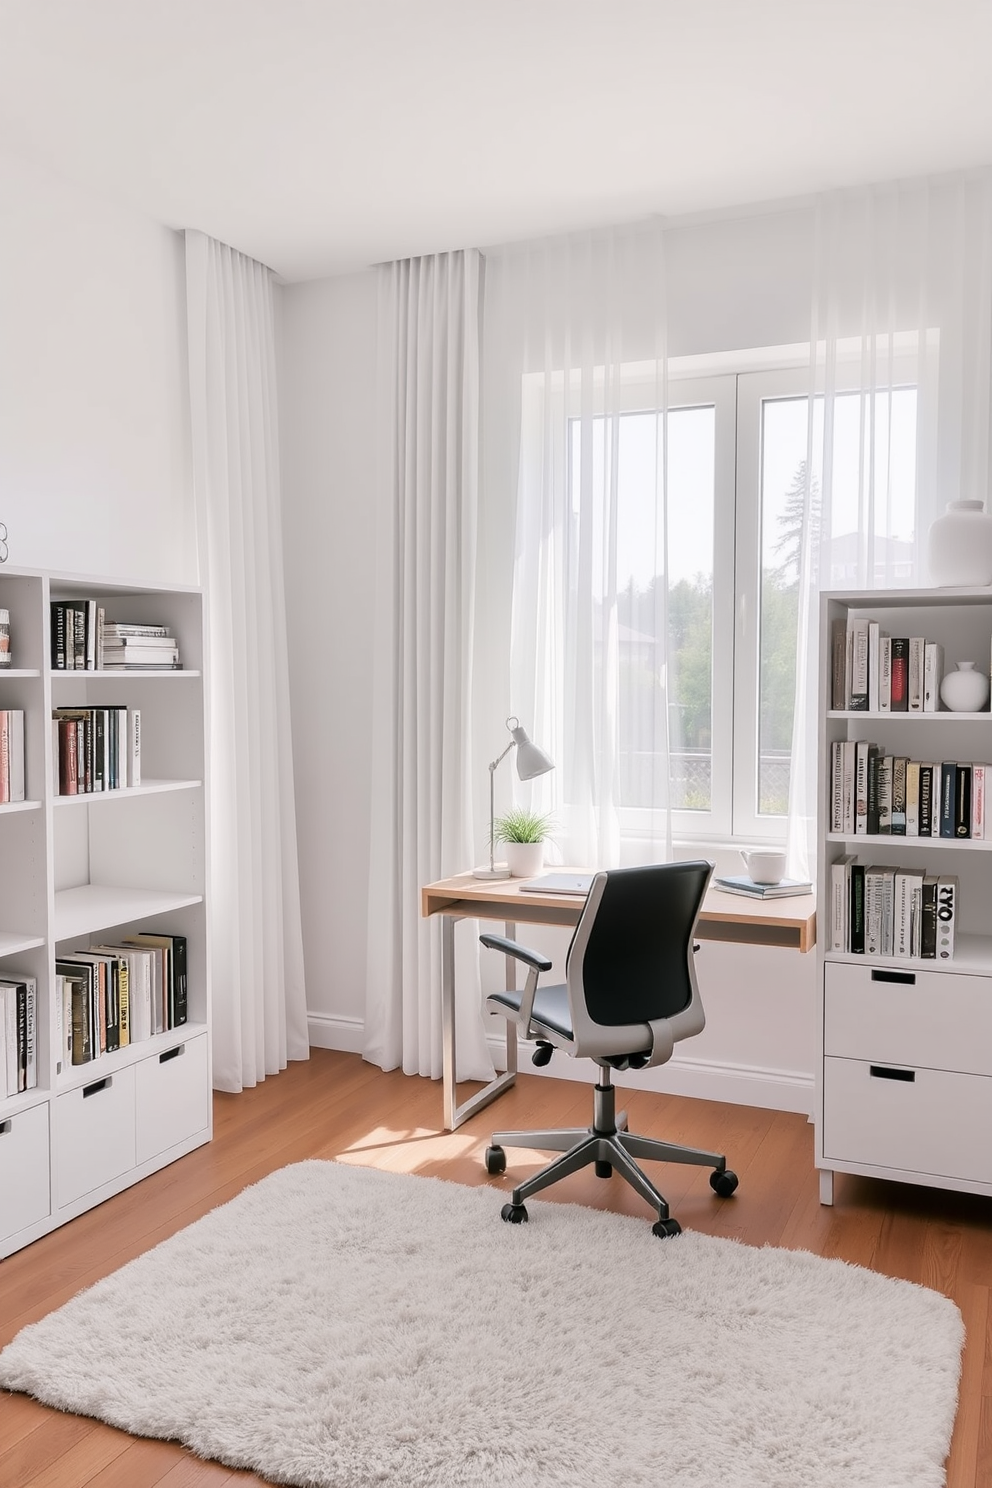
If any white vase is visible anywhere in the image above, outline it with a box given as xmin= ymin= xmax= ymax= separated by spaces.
xmin=503 ymin=841 xmax=545 ymax=878
xmin=939 ymin=661 xmax=990 ymax=713
xmin=927 ymin=501 xmax=992 ymax=587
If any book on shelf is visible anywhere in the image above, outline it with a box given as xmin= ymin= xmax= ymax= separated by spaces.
xmin=829 ymin=853 xmax=855 ymax=951
xmin=907 ymin=637 xmax=926 ymax=711
xmin=0 ymin=977 xmax=36 ymax=1096
xmin=893 ymin=868 xmax=925 ymax=957
xmin=890 ymin=756 xmax=907 ymax=835
xmin=920 ymin=876 xmax=939 ymax=959
xmin=713 ymin=875 xmax=813 ymax=899
xmin=954 ymin=764 xmax=972 ymax=838
xmin=918 ymin=763 xmax=935 ymax=837
xmin=972 ymin=763 xmax=986 ymax=840
xmin=936 ymin=875 xmax=958 ymax=960
xmin=849 ymin=618 xmax=870 ymax=710
xmin=0 ymin=709 xmax=25 ymax=804
xmin=923 ymin=642 xmax=943 ymax=712
xmin=878 ymin=636 xmax=892 ymax=711
xmin=875 ymin=755 xmax=893 ymax=834
xmin=854 ymin=741 xmax=879 ymax=834
xmin=889 ymin=637 xmax=909 ymax=711
xmin=939 ymin=763 xmax=957 ymax=838
xmin=905 ymin=760 xmax=921 ymax=836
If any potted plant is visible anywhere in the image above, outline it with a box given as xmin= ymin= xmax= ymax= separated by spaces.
xmin=492 ymin=807 xmax=554 ymax=878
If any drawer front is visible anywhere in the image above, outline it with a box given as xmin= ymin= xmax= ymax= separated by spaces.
xmin=824 ymin=962 xmax=992 ymax=1075
xmin=135 ymin=1034 xmax=209 ymax=1166
xmin=55 ymin=1065 xmax=136 ymax=1208
xmin=822 ymin=1055 xmax=992 ymax=1183
xmin=0 ymin=1101 xmax=51 ymax=1242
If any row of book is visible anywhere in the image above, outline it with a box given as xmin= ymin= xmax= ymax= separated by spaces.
xmin=53 ymin=707 xmax=140 ymax=794
xmin=50 ymin=602 xmax=181 ymax=670
xmin=830 ymin=741 xmax=988 ymax=839
xmin=829 ymin=857 xmax=958 ymax=960
xmin=0 ymin=709 xmax=25 ymax=803
xmin=56 ymin=932 xmax=188 ymax=1069
xmin=831 ymin=616 xmax=966 ymax=712
xmin=0 ymin=974 xmax=37 ymax=1099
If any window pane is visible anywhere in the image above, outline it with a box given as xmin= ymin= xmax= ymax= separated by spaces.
xmin=571 ymin=405 xmax=716 ymax=812
xmin=758 ymin=387 xmax=918 ymax=816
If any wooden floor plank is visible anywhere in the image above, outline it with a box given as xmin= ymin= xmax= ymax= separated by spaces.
xmin=2 ymin=1047 xmax=988 ymax=1487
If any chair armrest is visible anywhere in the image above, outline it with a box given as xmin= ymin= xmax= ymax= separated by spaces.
xmin=479 ymin=933 xmax=553 ymax=973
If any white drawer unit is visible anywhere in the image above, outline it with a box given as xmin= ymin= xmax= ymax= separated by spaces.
xmin=823 ymin=962 xmax=992 ymax=1077
xmin=55 ymin=1065 xmax=137 ymax=1209
xmin=135 ymin=1033 xmax=210 ymax=1165
xmin=0 ymin=1100 xmax=51 ymax=1244
xmin=822 ymin=1056 xmax=992 ymax=1186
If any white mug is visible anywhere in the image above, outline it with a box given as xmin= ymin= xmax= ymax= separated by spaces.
xmin=740 ymin=849 xmax=786 ymax=886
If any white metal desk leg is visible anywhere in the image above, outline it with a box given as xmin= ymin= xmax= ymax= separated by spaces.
xmin=441 ymin=913 xmax=518 ymax=1132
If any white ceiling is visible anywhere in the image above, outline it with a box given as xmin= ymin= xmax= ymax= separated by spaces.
xmin=2 ymin=0 xmax=992 ymax=283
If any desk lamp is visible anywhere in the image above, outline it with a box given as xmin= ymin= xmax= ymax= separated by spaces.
xmin=473 ymin=716 xmax=555 ymax=879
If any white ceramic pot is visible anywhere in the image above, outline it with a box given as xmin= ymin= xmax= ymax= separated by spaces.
xmin=927 ymin=501 xmax=992 ymax=587
xmin=503 ymin=841 xmax=545 ymax=878
xmin=939 ymin=661 xmax=990 ymax=713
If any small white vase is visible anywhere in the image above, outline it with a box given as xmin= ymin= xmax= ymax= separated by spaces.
xmin=503 ymin=841 xmax=545 ymax=878
xmin=927 ymin=501 xmax=992 ymax=587
xmin=939 ymin=661 xmax=990 ymax=713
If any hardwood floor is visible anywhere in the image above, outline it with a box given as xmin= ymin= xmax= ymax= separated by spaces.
xmin=2 ymin=1048 xmax=991 ymax=1486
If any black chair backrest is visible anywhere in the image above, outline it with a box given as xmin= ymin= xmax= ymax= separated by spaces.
xmin=571 ymin=861 xmax=711 ymax=1027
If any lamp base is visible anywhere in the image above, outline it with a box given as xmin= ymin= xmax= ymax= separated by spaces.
xmin=472 ymin=864 xmax=512 ymax=880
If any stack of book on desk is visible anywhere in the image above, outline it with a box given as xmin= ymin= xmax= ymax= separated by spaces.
xmin=713 ymin=874 xmax=813 ymax=899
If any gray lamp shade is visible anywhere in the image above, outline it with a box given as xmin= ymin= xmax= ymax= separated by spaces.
xmin=510 ymin=724 xmax=555 ymax=780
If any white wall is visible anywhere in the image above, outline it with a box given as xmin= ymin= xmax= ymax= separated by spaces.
xmin=278 ymin=270 xmax=378 ymax=1051
xmin=0 ymin=148 xmax=194 ymax=583
xmin=277 ymin=219 xmax=820 ymax=1111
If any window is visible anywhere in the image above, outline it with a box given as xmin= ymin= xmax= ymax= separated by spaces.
xmin=561 ymin=356 xmax=920 ymax=846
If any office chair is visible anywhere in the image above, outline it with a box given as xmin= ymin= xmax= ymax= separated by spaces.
xmin=480 ymin=860 xmax=738 ymax=1238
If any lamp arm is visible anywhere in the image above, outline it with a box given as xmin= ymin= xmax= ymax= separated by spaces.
xmin=486 ymin=742 xmax=516 ymax=874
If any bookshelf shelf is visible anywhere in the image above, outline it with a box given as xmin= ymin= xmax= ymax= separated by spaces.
xmin=816 ymin=587 xmax=992 ymax=1208
xmin=54 ymin=778 xmax=202 ymax=806
xmin=54 ymin=884 xmax=204 ymax=942
xmin=0 ymin=567 xmax=211 ymax=1260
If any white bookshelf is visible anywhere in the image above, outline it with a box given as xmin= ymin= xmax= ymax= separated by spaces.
xmin=0 ymin=567 xmax=211 ymax=1259
xmin=816 ymin=587 xmax=992 ymax=1205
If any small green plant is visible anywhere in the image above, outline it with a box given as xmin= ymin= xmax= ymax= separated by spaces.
xmin=491 ymin=807 xmax=554 ymax=845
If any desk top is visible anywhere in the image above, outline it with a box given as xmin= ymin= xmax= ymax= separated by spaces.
xmin=421 ymin=871 xmax=816 ymax=953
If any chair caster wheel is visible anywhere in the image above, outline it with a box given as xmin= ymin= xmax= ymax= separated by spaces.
xmin=595 ymin=1160 xmax=612 ymax=1179
xmin=501 ymin=1202 xmax=528 ymax=1224
xmin=710 ymin=1168 xmax=739 ymax=1197
xmin=652 ymin=1216 xmax=682 ymax=1239
xmin=485 ymin=1145 xmax=507 ymax=1176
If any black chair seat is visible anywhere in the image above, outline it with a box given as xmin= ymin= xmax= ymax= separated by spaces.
xmin=488 ymin=982 xmax=573 ymax=1042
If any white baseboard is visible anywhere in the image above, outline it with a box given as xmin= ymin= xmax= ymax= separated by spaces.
xmin=304 ymin=1012 xmax=813 ymax=1115
xmin=486 ymin=1034 xmax=812 ymax=1115
xmin=308 ymin=1012 xmax=364 ymax=1055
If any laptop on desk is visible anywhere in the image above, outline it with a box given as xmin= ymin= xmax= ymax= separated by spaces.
xmin=519 ymin=872 xmax=595 ymax=896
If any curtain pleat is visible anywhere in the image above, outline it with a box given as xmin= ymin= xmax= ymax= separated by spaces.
xmin=185 ymin=229 xmax=309 ymax=1093
xmin=364 ymin=249 xmax=492 ymax=1082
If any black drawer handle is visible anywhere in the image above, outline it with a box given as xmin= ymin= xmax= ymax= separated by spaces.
xmin=82 ymin=1077 xmax=110 ymax=1098
xmin=0 ymin=1120 xmax=10 ymax=1136
xmin=159 ymin=1045 xmax=184 ymax=1064
xmin=869 ymin=1065 xmax=915 ymax=1082
xmin=871 ymin=969 xmax=916 ymax=985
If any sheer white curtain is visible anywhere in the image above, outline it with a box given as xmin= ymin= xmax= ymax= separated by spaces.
xmin=185 ymin=229 xmax=309 ymax=1093
xmin=482 ymin=223 xmax=674 ymax=870
xmin=364 ymin=249 xmax=493 ymax=1082
xmin=786 ymin=171 xmax=992 ymax=881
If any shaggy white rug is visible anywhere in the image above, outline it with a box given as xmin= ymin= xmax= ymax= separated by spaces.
xmin=0 ymin=1161 xmax=964 ymax=1488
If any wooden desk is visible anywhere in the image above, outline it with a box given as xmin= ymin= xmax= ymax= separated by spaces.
xmin=422 ymin=871 xmax=816 ymax=1131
